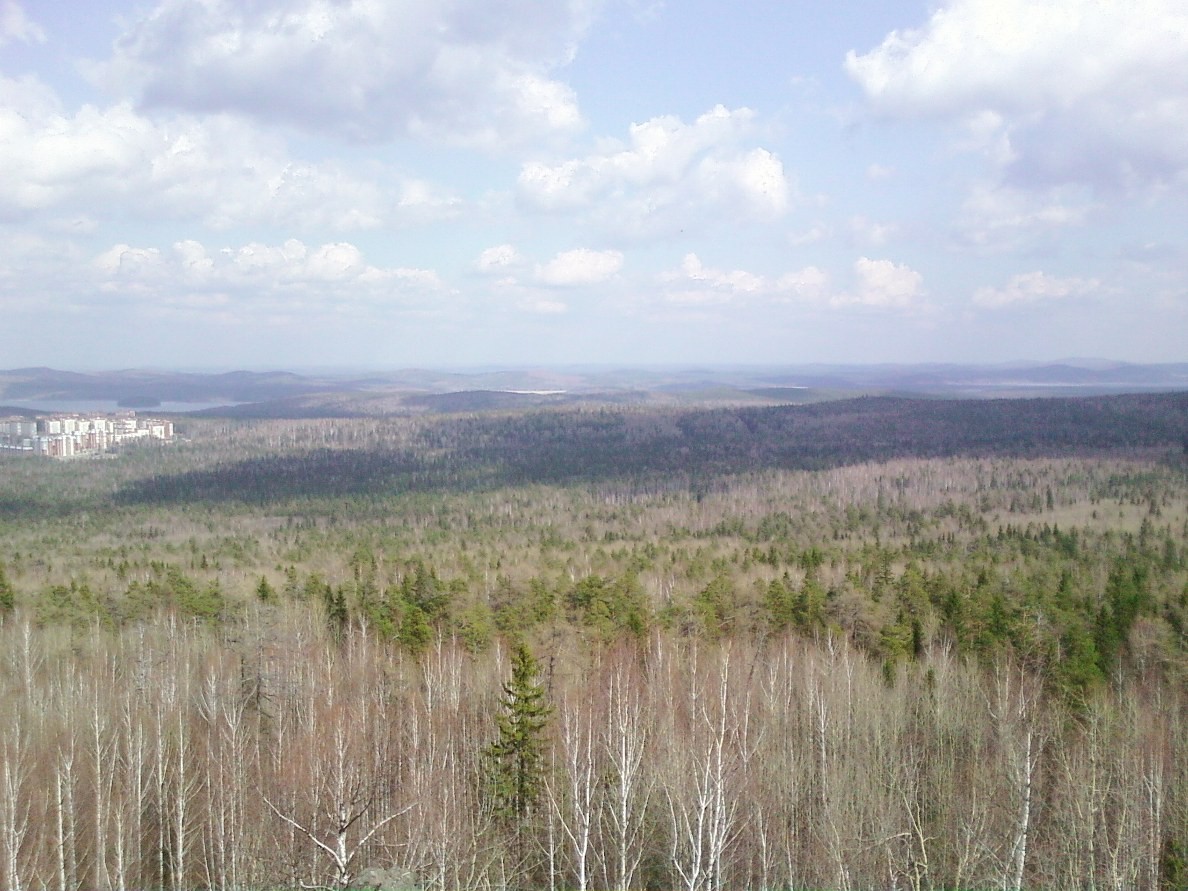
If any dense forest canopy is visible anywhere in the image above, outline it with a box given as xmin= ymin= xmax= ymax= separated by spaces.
xmin=99 ymin=391 xmax=1188 ymax=505
xmin=1 ymin=392 xmax=1187 ymax=890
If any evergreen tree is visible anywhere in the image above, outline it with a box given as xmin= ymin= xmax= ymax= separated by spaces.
xmin=0 ymin=561 xmax=14 ymax=615
xmin=321 ymin=582 xmax=349 ymax=640
xmin=485 ymin=642 xmax=551 ymax=821
xmin=256 ymin=575 xmax=277 ymax=603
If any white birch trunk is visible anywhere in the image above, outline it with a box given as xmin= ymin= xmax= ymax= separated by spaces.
xmin=1 ymin=723 xmax=31 ymax=891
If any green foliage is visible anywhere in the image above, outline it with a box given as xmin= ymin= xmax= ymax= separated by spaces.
xmin=177 ymin=576 xmax=225 ymax=622
xmin=1095 ymin=558 xmax=1152 ymax=675
xmin=1163 ymin=835 xmax=1188 ymax=891
xmin=452 ymin=601 xmax=495 ymax=653
xmin=36 ymin=578 xmax=105 ymax=627
xmin=567 ymin=572 xmax=649 ymax=638
xmin=693 ymin=573 xmax=734 ymax=639
xmin=3 ymin=412 xmax=1187 ymax=702
xmin=306 ymin=574 xmax=348 ymax=639
xmin=1053 ymin=623 xmax=1104 ymax=697
xmin=762 ymin=575 xmax=795 ymax=631
xmin=492 ymin=575 xmax=556 ymax=633
xmin=397 ymin=600 xmax=432 ymax=653
xmin=0 ymin=560 xmax=14 ymax=615
xmin=256 ymin=575 xmax=277 ymax=603
xmin=484 ymin=642 xmax=551 ymax=821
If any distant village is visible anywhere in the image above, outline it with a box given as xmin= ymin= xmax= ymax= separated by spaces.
xmin=0 ymin=412 xmax=175 ymax=458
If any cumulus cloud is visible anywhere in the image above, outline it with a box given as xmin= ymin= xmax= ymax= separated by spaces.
xmin=517 ymin=105 xmax=792 ymax=237
xmin=972 ymin=270 xmax=1099 ymax=308
xmin=846 ymin=0 xmax=1188 ymax=188
xmin=0 ymin=75 xmax=456 ymax=229
xmin=659 ymin=253 xmax=765 ymax=305
xmin=774 ymin=266 xmax=831 ymax=302
xmin=100 ymin=0 xmax=591 ymax=147
xmin=658 ymin=255 xmax=874 ymax=310
xmin=0 ymin=0 xmax=43 ymax=45
xmin=92 ymin=238 xmax=443 ymax=310
xmin=835 ymin=257 xmax=924 ymax=308
xmin=534 ymin=248 xmax=623 ymax=286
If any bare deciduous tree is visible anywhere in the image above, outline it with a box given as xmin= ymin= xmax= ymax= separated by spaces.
xmin=1 ymin=718 xmax=32 ymax=891
xmin=547 ymin=696 xmax=597 ymax=891
xmin=265 ymin=649 xmax=411 ymax=889
xmin=600 ymin=659 xmax=651 ymax=891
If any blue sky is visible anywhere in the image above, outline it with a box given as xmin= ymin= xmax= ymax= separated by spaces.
xmin=1 ymin=0 xmax=1185 ymax=369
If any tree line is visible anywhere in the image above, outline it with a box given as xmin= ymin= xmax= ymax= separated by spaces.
xmin=111 ymin=392 xmax=1188 ymax=506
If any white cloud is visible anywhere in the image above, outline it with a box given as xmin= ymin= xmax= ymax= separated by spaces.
xmin=658 ymin=255 xmax=841 ymax=309
xmin=0 ymin=75 xmax=456 ymax=229
xmin=517 ymin=105 xmax=792 ymax=236
xmin=659 ymin=253 xmax=765 ymax=305
xmin=534 ymin=248 xmax=623 ymax=286
xmin=697 ymin=148 xmax=790 ymax=217
xmin=835 ymin=257 xmax=924 ymax=308
xmin=92 ymin=238 xmax=443 ymax=310
xmin=972 ymin=270 xmax=1099 ymax=307
xmin=956 ymin=182 xmax=1091 ymax=250
xmin=93 ymin=245 xmax=156 ymax=276
xmin=656 ymin=254 xmax=924 ymax=311
xmin=774 ymin=266 xmax=831 ymax=302
xmin=847 ymin=0 xmax=1188 ymax=188
xmin=0 ymin=0 xmax=43 ymax=45
xmin=476 ymin=244 xmax=525 ymax=274
xmin=100 ymin=0 xmax=591 ymax=148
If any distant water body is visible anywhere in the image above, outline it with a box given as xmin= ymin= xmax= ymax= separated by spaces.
xmin=1 ymin=399 xmax=240 ymax=414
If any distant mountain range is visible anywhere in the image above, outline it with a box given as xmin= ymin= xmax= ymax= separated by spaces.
xmin=2 ymin=361 xmax=1186 ymax=418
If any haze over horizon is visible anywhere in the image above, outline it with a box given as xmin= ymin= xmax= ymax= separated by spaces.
xmin=2 ymin=0 xmax=1186 ymax=369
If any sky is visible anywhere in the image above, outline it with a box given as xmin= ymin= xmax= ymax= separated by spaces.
xmin=1 ymin=0 xmax=1186 ymax=370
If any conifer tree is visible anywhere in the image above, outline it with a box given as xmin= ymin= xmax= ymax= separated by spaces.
xmin=485 ymin=642 xmax=551 ymax=821
xmin=255 ymin=575 xmax=276 ymax=603
xmin=0 ymin=561 xmax=13 ymax=615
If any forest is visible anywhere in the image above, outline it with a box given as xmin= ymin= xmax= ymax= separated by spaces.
xmin=1 ymin=392 xmax=1187 ymax=891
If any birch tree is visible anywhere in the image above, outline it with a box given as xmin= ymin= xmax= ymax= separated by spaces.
xmin=1 ymin=718 xmax=32 ymax=891
xmin=989 ymin=664 xmax=1044 ymax=891
xmin=599 ymin=660 xmax=650 ymax=891
xmin=664 ymin=649 xmax=747 ymax=891
xmin=265 ymin=651 xmax=410 ymax=889
xmin=547 ymin=697 xmax=597 ymax=891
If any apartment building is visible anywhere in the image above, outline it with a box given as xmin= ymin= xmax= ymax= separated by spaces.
xmin=0 ymin=412 xmax=174 ymax=457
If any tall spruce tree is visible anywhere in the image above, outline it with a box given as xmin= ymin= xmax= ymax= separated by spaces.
xmin=485 ymin=642 xmax=551 ymax=821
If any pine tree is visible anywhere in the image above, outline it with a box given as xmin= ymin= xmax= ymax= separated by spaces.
xmin=485 ymin=642 xmax=551 ymax=821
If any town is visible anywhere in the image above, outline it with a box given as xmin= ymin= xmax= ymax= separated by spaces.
xmin=0 ymin=411 xmax=175 ymax=457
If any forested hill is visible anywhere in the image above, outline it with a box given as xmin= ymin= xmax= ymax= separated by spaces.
xmin=117 ymin=391 xmax=1188 ymax=505
xmin=4 ymin=362 xmax=1188 ymax=414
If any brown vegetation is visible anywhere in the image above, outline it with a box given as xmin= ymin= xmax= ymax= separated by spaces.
xmin=1 ymin=398 xmax=1187 ymax=889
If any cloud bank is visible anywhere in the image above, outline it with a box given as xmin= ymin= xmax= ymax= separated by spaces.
xmin=847 ymin=0 xmax=1188 ymax=189
xmin=101 ymin=0 xmax=592 ymax=147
